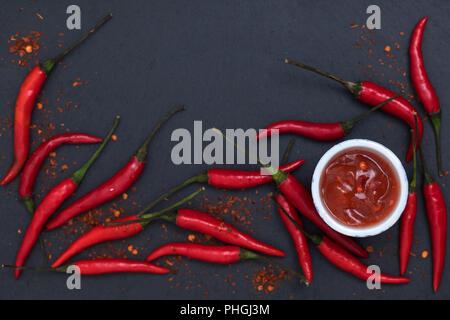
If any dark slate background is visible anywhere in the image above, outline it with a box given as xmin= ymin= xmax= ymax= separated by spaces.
xmin=0 ymin=0 xmax=449 ymax=300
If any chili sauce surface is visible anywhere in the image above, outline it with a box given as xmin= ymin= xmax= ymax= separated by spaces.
xmin=320 ymin=148 xmax=399 ymax=227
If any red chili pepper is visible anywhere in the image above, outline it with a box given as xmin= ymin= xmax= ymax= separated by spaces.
xmin=4 ymin=259 xmax=170 ymax=275
xmin=52 ymin=204 xmax=283 ymax=268
xmin=399 ymin=129 xmax=418 ymax=275
xmin=275 ymin=193 xmax=312 ymax=283
xmin=51 ymin=188 xmax=204 ymax=268
xmin=135 ymin=159 xmax=305 ymax=215
xmin=19 ymin=133 xmax=102 ymax=213
xmin=284 ymin=59 xmax=424 ymax=163
xmin=317 ymin=236 xmax=409 ymax=284
xmin=410 ymin=17 xmax=444 ymax=176
xmin=51 ymin=214 xmax=143 ymax=268
xmin=256 ymin=95 xmax=398 ymax=140
xmin=71 ymin=259 xmax=170 ymax=275
xmin=166 ymin=209 xmax=284 ymax=257
xmin=146 ymin=243 xmax=257 ymax=264
xmin=271 ymin=170 xmax=368 ymax=258
xmin=273 ymin=200 xmax=409 ymax=284
xmin=15 ymin=117 xmax=119 ymax=279
xmin=0 ymin=14 xmax=112 ymax=186
xmin=416 ymin=118 xmax=447 ymax=292
xmin=145 ymin=243 xmax=307 ymax=284
xmin=45 ymin=106 xmax=185 ymax=230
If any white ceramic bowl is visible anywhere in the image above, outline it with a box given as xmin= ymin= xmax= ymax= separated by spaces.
xmin=311 ymin=139 xmax=408 ymax=238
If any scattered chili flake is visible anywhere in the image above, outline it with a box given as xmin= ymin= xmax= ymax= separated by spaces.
xmin=421 ymin=250 xmax=429 ymax=259
xmin=112 ymin=134 xmax=118 ymax=141
xmin=188 ymin=234 xmax=196 ymax=242
xmin=36 ymin=13 xmax=44 ymax=20
xmin=122 ymin=193 xmax=128 ymax=200
xmin=366 ymin=246 xmax=374 ymax=253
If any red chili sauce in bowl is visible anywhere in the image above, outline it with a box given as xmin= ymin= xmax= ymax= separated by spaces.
xmin=320 ymin=148 xmax=400 ymax=228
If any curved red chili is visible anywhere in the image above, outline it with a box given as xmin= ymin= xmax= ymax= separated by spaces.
xmin=272 ymin=170 xmax=368 ymax=258
xmin=52 ymin=204 xmax=283 ymax=268
xmin=165 ymin=208 xmax=285 ymax=257
xmin=5 ymin=259 xmax=170 ymax=275
xmin=0 ymin=14 xmax=112 ymax=186
xmin=45 ymin=106 xmax=185 ymax=231
xmin=410 ymin=17 xmax=443 ymax=176
xmin=146 ymin=243 xmax=257 ymax=264
xmin=423 ymin=181 xmax=447 ymax=292
xmin=72 ymin=259 xmax=170 ymax=275
xmin=206 ymin=159 xmax=305 ymax=188
xmin=19 ymin=133 xmax=102 ymax=212
xmin=256 ymin=95 xmax=397 ymax=140
xmin=51 ymin=214 xmax=143 ymax=268
xmin=274 ymin=199 xmax=409 ymax=284
xmin=284 ymin=59 xmax=423 ymax=163
xmin=134 ymin=159 xmax=305 ymax=216
xmin=51 ymin=188 xmax=204 ymax=268
xmin=15 ymin=117 xmax=119 ymax=279
xmin=399 ymin=193 xmax=417 ymax=276
xmin=275 ymin=193 xmax=313 ymax=283
xmin=317 ymin=236 xmax=409 ymax=284
xmin=414 ymin=113 xmax=447 ymax=292
xmin=399 ymin=129 xmax=418 ymax=276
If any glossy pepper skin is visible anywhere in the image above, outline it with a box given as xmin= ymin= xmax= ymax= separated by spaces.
xmin=423 ymin=182 xmax=447 ymax=292
xmin=276 ymin=193 xmax=313 ymax=283
xmin=1 ymin=14 xmax=112 ymax=186
xmin=274 ymin=172 xmax=368 ymax=258
xmin=0 ymin=67 xmax=47 ymax=185
xmin=257 ymin=121 xmax=346 ymax=141
xmin=52 ymin=207 xmax=284 ymax=268
xmin=410 ymin=17 xmax=443 ymax=176
xmin=15 ymin=117 xmax=118 ymax=278
xmin=45 ymin=106 xmax=185 ymax=230
xmin=15 ymin=178 xmax=78 ymax=278
xmin=284 ymin=59 xmax=423 ymax=163
xmin=317 ymin=236 xmax=410 ymax=284
xmin=410 ymin=17 xmax=440 ymax=114
xmin=357 ymin=82 xmax=423 ymax=163
xmin=256 ymin=95 xmax=398 ymax=141
xmin=46 ymin=159 xmax=145 ymax=230
xmin=399 ymin=192 xmax=417 ymax=276
xmin=51 ymin=215 xmax=143 ymax=268
xmin=19 ymin=133 xmax=102 ymax=212
xmin=207 ymin=159 xmax=305 ymax=189
xmin=146 ymin=243 xmax=258 ymax=264
xmin=73 ymin=259 xmax=170 ymax=275
xmin=171 ymin=209 xmax=285 ymax=257
xmin=274 ymin=199 xmax=409 ymax=285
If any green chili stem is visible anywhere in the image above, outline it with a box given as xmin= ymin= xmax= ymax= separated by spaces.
xmin=284 ymin=58 xmax=362 ymax=96
xmin=414 ymin=113 xmax=433 ymax=185
xmin=135 ymin=106 xmax=186 ymax=162
xmin=71 ymin=116 xmax=120 ymax=185
xmin=281 ymin=139 xmax=295 ymax=165
xmin=136 ymin=172 xmax=208 ymax=216
xmin=105 ymin=187 xmax=205 ymax=227
xmin=272 ymin=198 xmax=322 ymax=245
xmin=40 ymin=14 xmax=112 ymax=74
xmin=409 ymin=129 xmax=417 ymax=192
xmin=340 ymin=94 xmax=399 ymax=134
xmin=429 ymin=111 xmax=444 ymax=176
xmin=1 ymin=264 xmax=65 ymax=273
